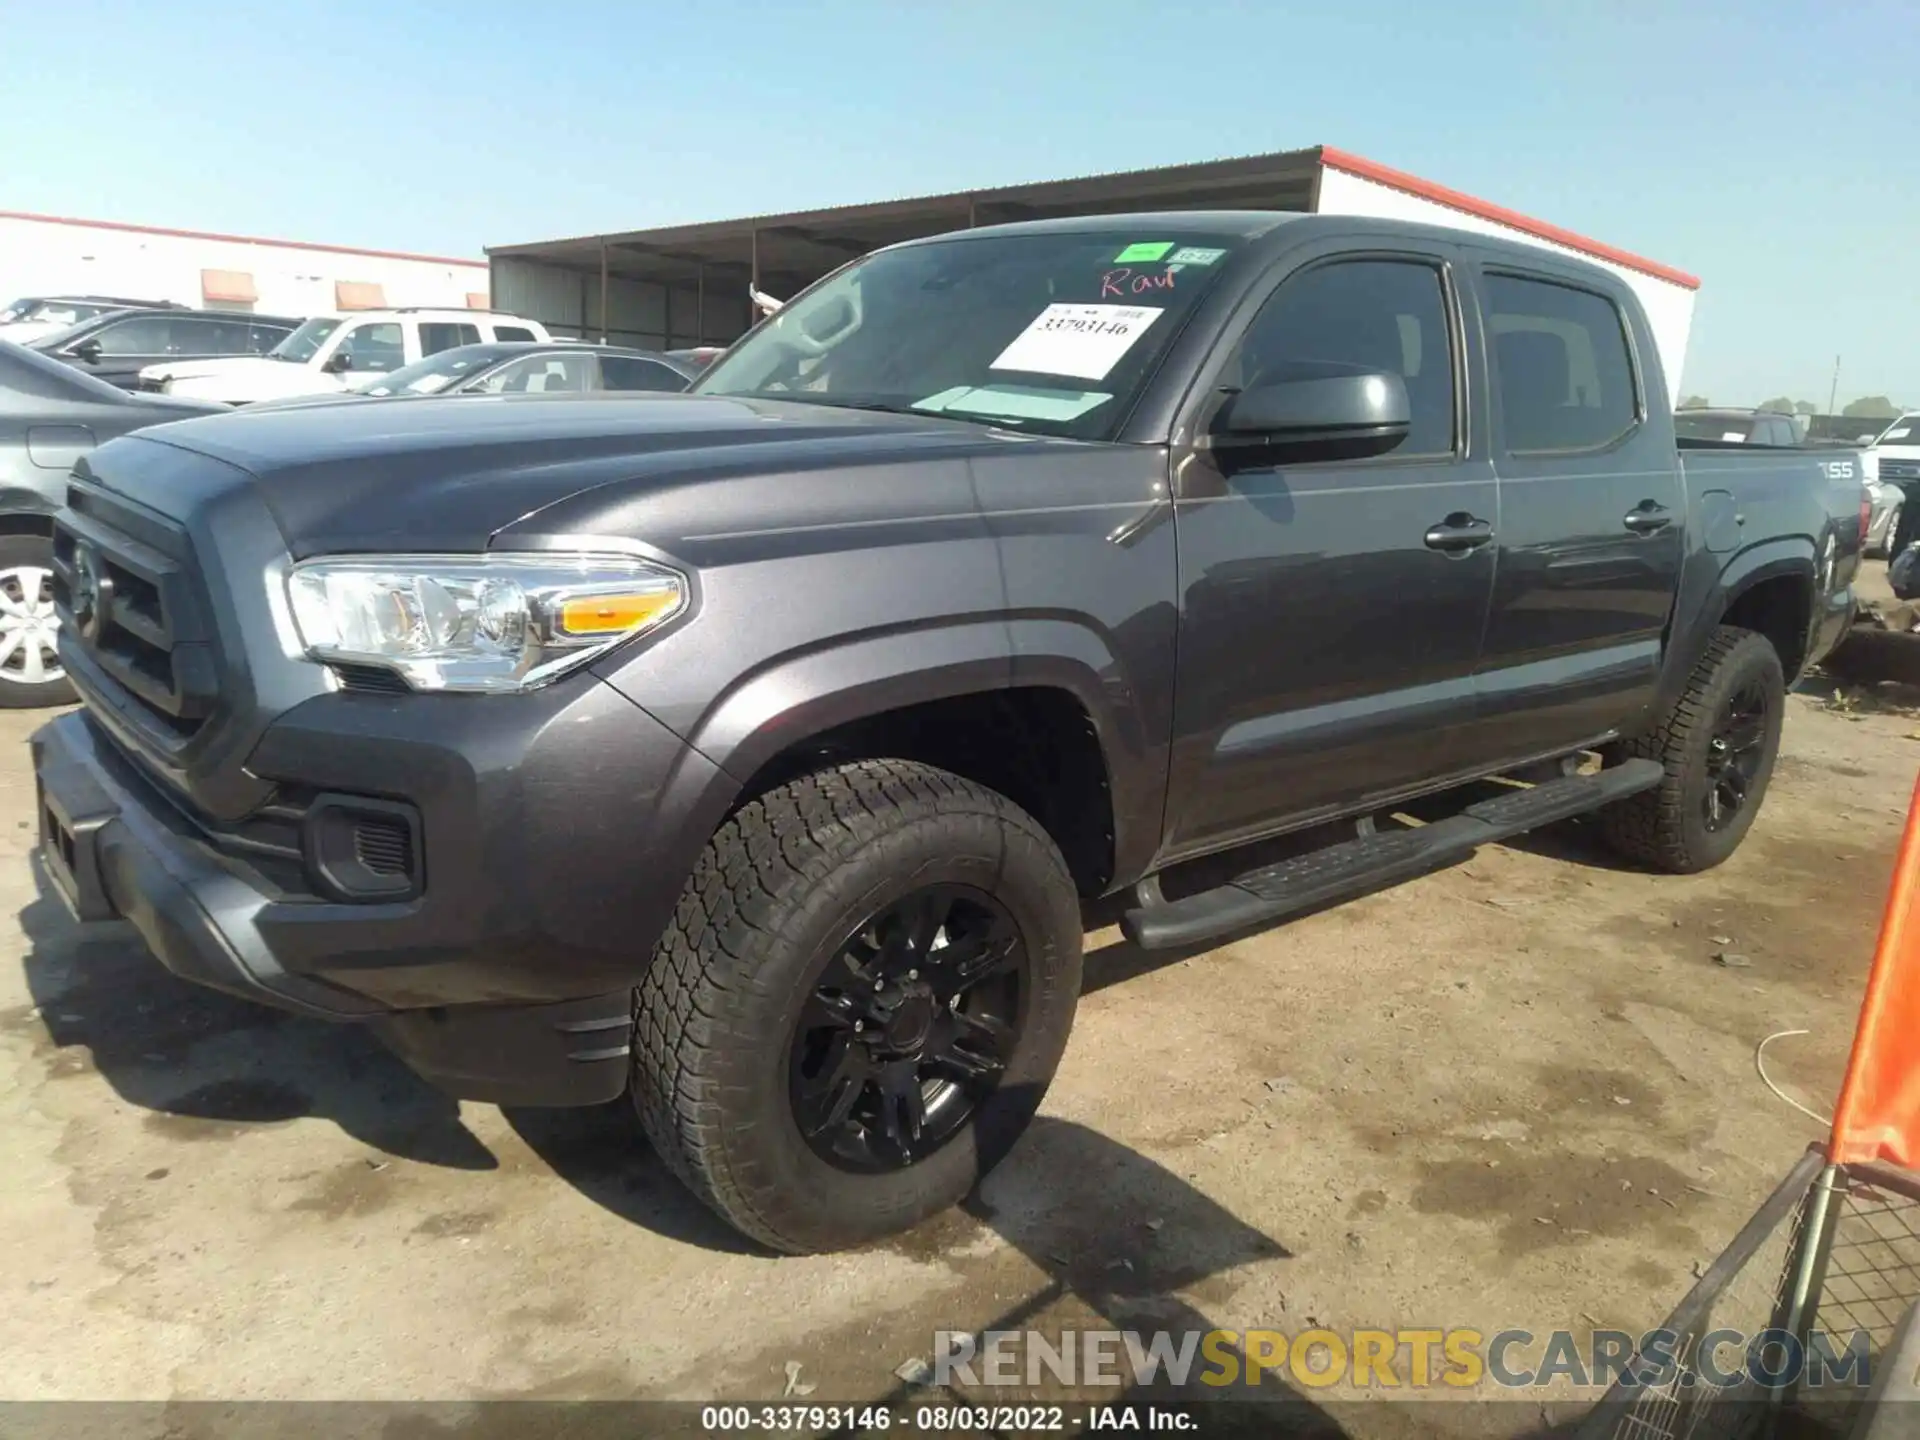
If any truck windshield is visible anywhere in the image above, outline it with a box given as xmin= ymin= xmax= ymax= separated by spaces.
xmin=695 ymin=231 xmax=1246 ymax=439
xmin=268 ymin=318 xmax=342 ymax=363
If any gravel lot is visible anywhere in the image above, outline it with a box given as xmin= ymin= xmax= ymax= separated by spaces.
xmin=3 ymin=608 xmax=1913 ymax=1435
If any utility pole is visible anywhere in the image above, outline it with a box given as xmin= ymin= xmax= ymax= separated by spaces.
xmin=1828 ymin=355 xmax=1841 ymax=416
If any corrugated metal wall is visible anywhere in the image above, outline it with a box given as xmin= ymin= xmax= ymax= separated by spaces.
xmin=490 ymin=258 xmax=752 ymax=349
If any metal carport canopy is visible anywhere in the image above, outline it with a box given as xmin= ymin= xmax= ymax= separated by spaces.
xmin=486 ymin=146 xmax=1327 ymax=298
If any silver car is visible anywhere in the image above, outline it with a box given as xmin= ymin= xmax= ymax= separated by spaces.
xmin=0 ymin=340 xmax=221 ymax=706
xmin=1868 ymin=478 xmax=1906 ymax=557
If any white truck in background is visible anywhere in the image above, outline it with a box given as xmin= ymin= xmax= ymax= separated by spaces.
xmin=144 ymin=308 xmax=552 ymax=405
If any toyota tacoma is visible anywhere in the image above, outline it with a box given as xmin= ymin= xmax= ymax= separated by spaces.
xmin=32 ymin=212 xmax=1863 ymax=1251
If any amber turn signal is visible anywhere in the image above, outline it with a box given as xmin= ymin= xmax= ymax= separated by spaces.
xmin=557 ymin=591 xmax=679 ymax=637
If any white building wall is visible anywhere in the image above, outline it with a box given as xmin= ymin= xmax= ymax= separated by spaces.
xmin=1314 ymin=168 xmax=1698 ymax=408
xmin=0 ymin=212 xmax=491 ymax=318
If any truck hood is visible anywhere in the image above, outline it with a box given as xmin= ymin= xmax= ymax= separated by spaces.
xmin=107 ymin=391 xmax=1039 ymax=557
xmin=146 ymin=356 xmax=344 ymax=403
xmin=140 ymin=355 xmax=268 ymax=383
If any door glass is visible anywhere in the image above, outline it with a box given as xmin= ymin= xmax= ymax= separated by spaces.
xmin=419 ymin=322 xmax=483 ymax=356
xmin=599 ymin=356 xmax=690 ymax=392
xmin=339 ymin=322 xmax=405 ymax=372
xmin=476 ymin=353 xmax=589 ymax=393
xmin=247 ymin=320 xmax=293 ymax=352
xmin=1485 ymin=274 xmax=1638 ymax=453
xmin=89 ymin=317 xmax=174 ymax=355
xmin=1225 ymin=259 xmax=1456 ymax=457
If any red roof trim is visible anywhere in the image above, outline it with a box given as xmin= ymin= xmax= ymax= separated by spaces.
xmin=0 ymin=209 xmax=485 ymax=272
xmin=1317 ymin=147 xmax=1701 ymax=291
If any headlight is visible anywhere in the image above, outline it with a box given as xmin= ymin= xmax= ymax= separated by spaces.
xmin=286 ymin=552 xmax=687 ymax=693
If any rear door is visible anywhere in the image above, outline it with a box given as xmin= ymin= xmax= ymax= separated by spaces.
xmin=1162 ymin=241 xmax=1499 ymax=856
xmin=1459 ymin=261 xmax=1685 ymax=763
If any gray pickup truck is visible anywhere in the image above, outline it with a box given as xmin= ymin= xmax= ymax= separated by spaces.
xmin=32 ymin=212 xmax=1862 ymax=1252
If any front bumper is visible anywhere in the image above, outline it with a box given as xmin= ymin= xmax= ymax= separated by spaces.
xmin=31 ymin=681 xmax=727 ymax=1106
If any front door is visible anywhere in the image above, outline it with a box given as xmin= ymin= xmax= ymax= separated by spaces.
xmin=1459 ymin=262 xmax=1686 ymax=763
xmin=62 ymin=314 xmax=177 ymax=390
xmin=1162 ymin=248 xmax=1498 ymax=858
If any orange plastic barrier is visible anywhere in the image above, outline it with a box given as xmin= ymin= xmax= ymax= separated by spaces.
xmin=1830 ymin=769 xmax=1920 ymax=1166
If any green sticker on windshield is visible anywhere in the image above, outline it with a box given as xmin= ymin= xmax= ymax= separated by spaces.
xmin=1114 ymin=242 xmax=1174 ymax=263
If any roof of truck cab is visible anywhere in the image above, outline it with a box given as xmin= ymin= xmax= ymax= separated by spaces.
xmin=886 ymin=210 xmax=1622 ymax=275
xmin=890 ymin=210 xmax=1308 ymax=243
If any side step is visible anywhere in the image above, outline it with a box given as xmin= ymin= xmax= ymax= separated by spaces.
xmin=1121 ymin=759 xmax=1664 ymax=951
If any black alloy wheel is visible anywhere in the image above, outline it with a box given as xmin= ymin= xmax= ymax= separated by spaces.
xmin=790 ymin=884 xmax=1025 ymax=1173
xmin=1702 ymin=676 xmax=1772 ymax=833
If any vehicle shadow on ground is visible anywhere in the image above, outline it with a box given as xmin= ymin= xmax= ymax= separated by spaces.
xmin=842 ymin=1111 xmax=1365 ymax=1437
xmin=500 ymin=1101 xmax=764 ymax=1255
xmin=11 ymin=869 xmax=496 ymax=1169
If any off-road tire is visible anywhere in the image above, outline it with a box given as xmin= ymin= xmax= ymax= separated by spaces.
xmin=1599 ymin=626 xmax=1784 ymax=873
xmin=630 ymin=759 xmax=1082 ymax=1254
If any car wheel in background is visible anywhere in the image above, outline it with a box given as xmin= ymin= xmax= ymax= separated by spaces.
xmin=0 ymin=535 xmax=74 ymax=708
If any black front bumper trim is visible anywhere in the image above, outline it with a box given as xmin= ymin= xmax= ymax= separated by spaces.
xmin=30 ymin=711 xmax=633 ymax=1107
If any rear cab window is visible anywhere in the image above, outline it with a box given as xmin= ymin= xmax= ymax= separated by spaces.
xmin=493 ymin=325 xmax=538 ymax=343
xmin=1484 ymin=272 xmax=1640 ymax=453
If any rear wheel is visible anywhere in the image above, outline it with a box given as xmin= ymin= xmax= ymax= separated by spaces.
xmin=1599 ymin=626 xmax=1784 ymax=873
xmin=630 ymin=759 xmax=1082 ymax=1253
xmin=0 ymin=534 xmax=74 ymax=709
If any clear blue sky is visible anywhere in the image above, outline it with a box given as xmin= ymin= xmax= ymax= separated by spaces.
xmin=5 ymin=0 xmax=1915 ymax=408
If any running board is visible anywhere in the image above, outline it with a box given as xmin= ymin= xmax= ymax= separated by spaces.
xmin=1121 ymin=759 xmax=1665 ymax=951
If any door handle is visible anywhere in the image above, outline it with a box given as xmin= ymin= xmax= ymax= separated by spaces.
xmin=1623 ymin=502 xmax=1672 ymax=535
xmin=1423 ymin=514 xmax=1494 ymax=553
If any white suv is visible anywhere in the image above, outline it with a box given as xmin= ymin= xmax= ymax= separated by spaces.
xmin=144 ymin=309 xmax=553 ymax=405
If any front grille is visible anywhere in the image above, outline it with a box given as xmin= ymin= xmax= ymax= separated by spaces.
xmin=52 ymin=480 xmax=221 ymax=752
xmin=1882 ymin=460 xmax=1920 ymax=482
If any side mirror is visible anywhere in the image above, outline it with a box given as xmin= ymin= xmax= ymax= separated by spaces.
xmin=322 ymin=349 xmax=352 ymax=374
xmin=1207 ymin=366 xmax=1412 ymax=467
xmin=68 ymin=338 xmax=103 ymax=364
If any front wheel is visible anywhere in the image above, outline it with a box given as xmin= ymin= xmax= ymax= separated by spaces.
xmin=631 ymin=759 xmax=1083 ymax=1253
xmin=1599 ymin=626 xmax=1784 ymax=873
xmin=0 ymin=534 xmax=75 ymax=708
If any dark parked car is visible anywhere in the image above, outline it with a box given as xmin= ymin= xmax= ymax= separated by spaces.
xmin=0 ymin=341 xmax=221 ymax=705
xmin=28 ymin=308 xmax=302 ymax=392
xmin=1673 ymin=406 xmax=1802 ymax=447
xmin=32 ymin=213 xmax=1865 ymax=1253
xmin=0 ymin=294 xmax=186 ymax=333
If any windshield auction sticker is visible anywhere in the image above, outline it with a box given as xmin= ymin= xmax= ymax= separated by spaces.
xmin=991 ymin=304 xmax=1164 ymax=381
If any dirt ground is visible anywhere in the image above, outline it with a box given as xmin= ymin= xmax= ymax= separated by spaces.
xmin=3 ymin=589 xmax=1916 ymax=1436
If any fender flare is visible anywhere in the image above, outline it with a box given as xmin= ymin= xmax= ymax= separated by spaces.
xmin=1659 ymin=538 xmax=1817 ymax=711
xmin=680 ymin=615 xmax=1166 ymax=884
